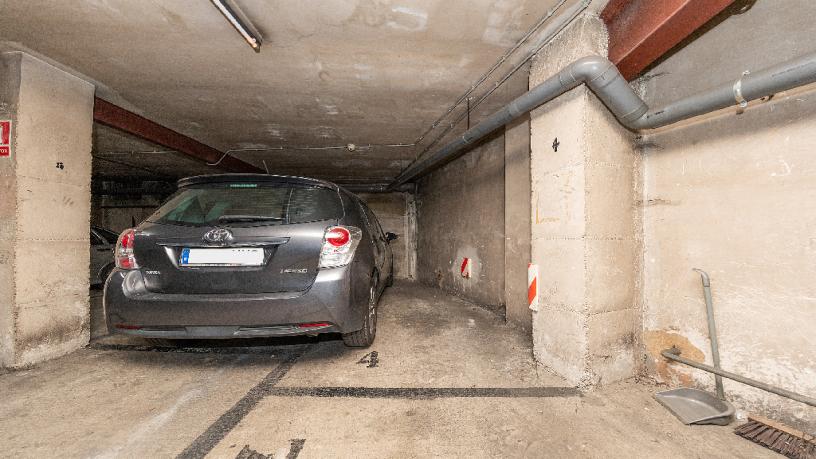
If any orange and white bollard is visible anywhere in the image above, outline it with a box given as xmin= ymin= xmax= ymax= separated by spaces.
xmin=528 ymin=263 xmax=538 ymax=311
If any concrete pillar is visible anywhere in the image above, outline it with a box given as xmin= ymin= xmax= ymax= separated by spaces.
xmin=529 ymin=17 xmax=640 ymax=386
xmin=504 ymin=115 xmax=532 ymax=331
xmin=0 ymin=52 xmax=94 ymax=368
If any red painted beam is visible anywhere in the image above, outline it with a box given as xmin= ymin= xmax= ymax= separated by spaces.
xmin=602 ymin=0 xmax=737 ymax=81
xmin=93 ymin=97 xmax=261 ymax=173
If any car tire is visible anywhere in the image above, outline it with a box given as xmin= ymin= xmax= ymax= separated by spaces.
xmin=342 ymin=281 xmax=378 ymax=347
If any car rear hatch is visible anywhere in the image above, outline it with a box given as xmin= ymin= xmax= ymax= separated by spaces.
xmin=134 ymin=178 xmax=343 ymax=295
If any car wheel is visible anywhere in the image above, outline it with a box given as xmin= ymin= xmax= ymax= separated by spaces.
xmin=342 ymin=281 xmax=378 ymax=347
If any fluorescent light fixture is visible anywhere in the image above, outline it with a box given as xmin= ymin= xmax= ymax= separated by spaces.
xmin=210 ymin=0 xmax=263 ymax=53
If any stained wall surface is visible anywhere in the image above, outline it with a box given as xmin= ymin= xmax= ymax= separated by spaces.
xmin=416 ymin=133 xmax=506 ymax=310
xmin=638 ymin=0 xmax=816 ymax=429
xmin=413 ymin=61 xmax=537 ymax=317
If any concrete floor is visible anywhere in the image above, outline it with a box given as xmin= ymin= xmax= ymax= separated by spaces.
xmin=2 ymin=282 xmax=772 ymax=458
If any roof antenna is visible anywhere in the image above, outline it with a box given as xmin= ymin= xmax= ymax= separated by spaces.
xmin=262 ymin=159 xmax=270 ymax=174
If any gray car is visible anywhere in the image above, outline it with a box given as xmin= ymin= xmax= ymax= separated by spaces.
xmin=104 ymin=174 xmax=395 ymax=347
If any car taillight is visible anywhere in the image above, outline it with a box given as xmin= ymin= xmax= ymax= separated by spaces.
xmin=115 ymin=228 xmax=139 ymax=269
xmin=326 ymin=227 xmax=350 ymax=247
xmin=318 ymin=225 xmax=361 ymax=269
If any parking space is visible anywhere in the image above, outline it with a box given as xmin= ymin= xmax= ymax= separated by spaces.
xmin=1 ymin=283 xmax=771 ymax=458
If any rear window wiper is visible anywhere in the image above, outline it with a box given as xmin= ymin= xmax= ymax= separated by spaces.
xmin=216 ymin=215 xmax=286 ymax=223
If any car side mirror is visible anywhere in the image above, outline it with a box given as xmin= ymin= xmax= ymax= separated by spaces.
xmin=385 ymin=232 xmax=398 ymax=242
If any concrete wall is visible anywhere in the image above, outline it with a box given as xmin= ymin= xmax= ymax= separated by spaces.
xmin=416 ymin=132 xmax=506 ymax=309
xmin=638 ymin=0 xmax=816 ymax=429
xmin=414 ymin=67 xmax=534 ymax=319
xmin=357 ymin=192 xmax=416 ymax=280
xmin=529 ymin=16 xmax=640 ymax=386
xmin=0 ymin=52 xmax=94 ymax=368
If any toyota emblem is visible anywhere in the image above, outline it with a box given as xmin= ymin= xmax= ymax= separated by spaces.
xmin=203 ymin=227 xmax=233 ymax=245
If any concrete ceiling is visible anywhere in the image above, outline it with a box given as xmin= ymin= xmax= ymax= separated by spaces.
xmin=0 ymin=0 xmax=570 ymax=183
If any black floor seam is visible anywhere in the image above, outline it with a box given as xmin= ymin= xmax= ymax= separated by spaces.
xmin=89 ymin=343 xmax=289 ymax=355
xmin=176 ymin=344 xmax=311 ymax=459
xmin=264 ymin=386 xmax=581 ymax=399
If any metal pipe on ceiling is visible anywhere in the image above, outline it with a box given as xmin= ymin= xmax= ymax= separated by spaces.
xmin=409 ymin=0 xmax=591 ymax=163
xmin=389 ymin=52 xmax=816 ymax=189
xmin=409 ymin=0 xmax=587 ymax=150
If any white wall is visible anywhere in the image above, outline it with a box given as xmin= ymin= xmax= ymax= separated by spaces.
xmin=638 ymin=0 xmax=816 ymax=429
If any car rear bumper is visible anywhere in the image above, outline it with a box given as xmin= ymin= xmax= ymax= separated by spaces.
xmin=104 ymin=264 xmax=366 ymax=338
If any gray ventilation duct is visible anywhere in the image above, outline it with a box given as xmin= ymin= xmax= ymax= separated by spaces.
xmin=342 ymin=183 xmax=415 ymax=194
xmin=390 ymin=52 xmax=816 ymax=189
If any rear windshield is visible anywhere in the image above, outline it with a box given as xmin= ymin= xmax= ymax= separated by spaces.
xmin=147 ymin=183 xmax=343 ymax=226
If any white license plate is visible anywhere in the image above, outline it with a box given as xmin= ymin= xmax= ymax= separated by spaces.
xmin=180 ymin=248 xmax=265 ymax=266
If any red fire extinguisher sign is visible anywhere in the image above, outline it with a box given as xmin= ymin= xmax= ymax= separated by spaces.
xmin=0 ymin=120 xmax=11 ymax=157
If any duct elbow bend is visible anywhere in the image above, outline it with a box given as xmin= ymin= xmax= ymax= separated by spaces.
xmin=569 ymin=55 xmax=614 ymax=82
xmin=624 ymin=115 xmax=653 ymax=131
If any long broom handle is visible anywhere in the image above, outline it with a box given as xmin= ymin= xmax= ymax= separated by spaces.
xmin=693 ymin=269 xmax=725 ymax=400
xmin=661 ymin=347 xmax=816 ymax=407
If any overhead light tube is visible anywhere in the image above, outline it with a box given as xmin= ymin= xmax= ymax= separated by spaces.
xmin=210 ymin=0 xmax=263 ymax=53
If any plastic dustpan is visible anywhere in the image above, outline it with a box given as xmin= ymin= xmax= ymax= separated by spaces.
xmin=654 ymin=387 xmax=735 ymax=425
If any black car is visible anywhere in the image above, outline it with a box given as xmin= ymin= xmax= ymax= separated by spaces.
xmin=104 ymin=174 xmax=396 ymax=347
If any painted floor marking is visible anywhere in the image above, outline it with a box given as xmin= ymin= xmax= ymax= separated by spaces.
xmin=265 ymin=386 xmax=580 ymax=399
xmin=234 ymin=439 xmax=305 ymax=459
xmin=356 ymin=351 xmax=379 ymax=368
xmin=176 ymin=345 xmax=311 ymax=459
